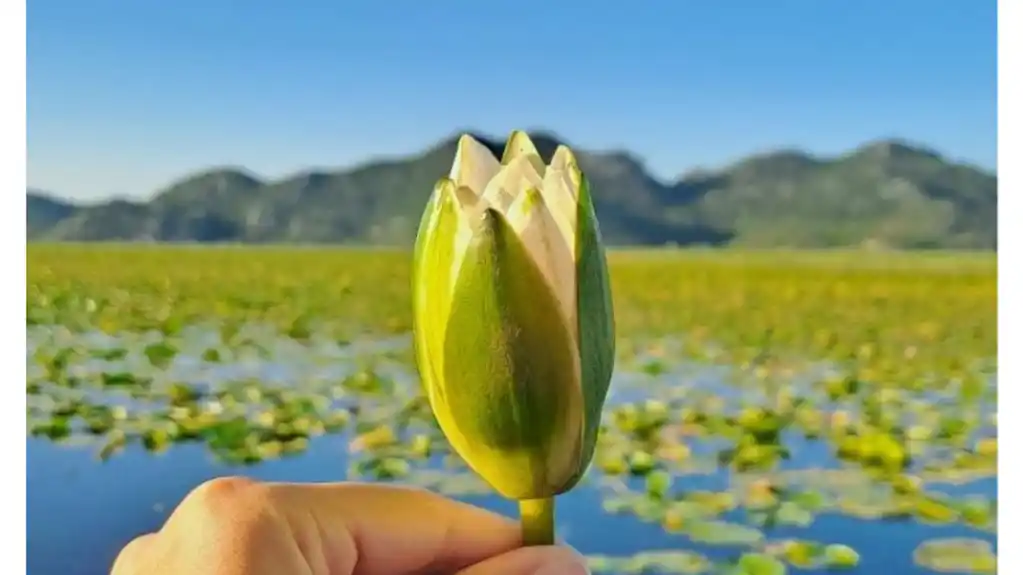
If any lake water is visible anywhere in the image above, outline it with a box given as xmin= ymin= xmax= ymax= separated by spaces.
xmin=26 ymin=438 xmax=997 ymax=575
xmin=26 ymin=328 xmax=998 ymax=574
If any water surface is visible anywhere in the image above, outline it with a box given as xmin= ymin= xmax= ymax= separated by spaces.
xmin=27 ymin=328 xmax=997 ymax=574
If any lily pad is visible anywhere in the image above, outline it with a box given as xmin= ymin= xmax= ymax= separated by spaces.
xmin=913 ymin=538 xmax=996 ymax=574
xmin=823 ymin=544 xmax=860 ymax=569
xmin=732 ymin=552 xmax=787 ymax=575
xmin=774 ymin=501 xmax=815 ymax=527
xmin=587 ymin=550 xmax=713 ymax=574
xmin=685 ymin=520 xmax=764 ymax=546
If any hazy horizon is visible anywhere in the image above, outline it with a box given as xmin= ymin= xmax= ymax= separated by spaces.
xmin=27 ymin=130 xmax=998 ymax=206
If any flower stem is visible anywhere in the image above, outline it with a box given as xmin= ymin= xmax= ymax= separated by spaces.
xmin=519 ymin=497 xmax=556 ymax=546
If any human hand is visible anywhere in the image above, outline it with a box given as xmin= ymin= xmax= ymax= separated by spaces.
xmin=110 ymin=477 xmax=589 ymax=575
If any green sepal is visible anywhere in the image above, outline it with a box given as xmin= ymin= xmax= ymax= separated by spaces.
xmin=411 ymin=179 xmax=460 ymax=405
xmin=441 ymin=207 xmax=581 ymax=498
xmin=571 ymin=167 xmax=616 ymax=483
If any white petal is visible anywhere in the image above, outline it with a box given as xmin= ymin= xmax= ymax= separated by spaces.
xmin=540 ymin=167 xmax=578 ymax=260
xmin=449 ymin=135 xmax=500 ymax=195
xmin=502 ymin=131 xmax=546 ymax=176
xmin=481 ymin=185 xmax=516 ymax=215
xmin=548 ymin=145 xmax=579 ymax=200
xmin=449 ymin=185 xmax=489 ymax=289
xmin=482 ymin=154 xmax=543 ymax=214
xmin=505 ymin=188 xmax=578 ymax=342
xmin=453 ymin=184 xmax=486 ymax=216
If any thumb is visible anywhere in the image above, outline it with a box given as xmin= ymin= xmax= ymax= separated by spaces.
xmin=456 ymin=545 xmax=590 ymax=575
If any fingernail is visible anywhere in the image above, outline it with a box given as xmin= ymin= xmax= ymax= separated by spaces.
xmin=533 ymin=556 xmax=590 ymax=575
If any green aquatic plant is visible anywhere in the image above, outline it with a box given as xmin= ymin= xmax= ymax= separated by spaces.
xmin=732 ymin=552 xmax=786 ymax=575
xmin=913 ymin=538 xmax=997 ymax=574
xmin=587 ymin=550 xmax=713 ymax=574
xmin=763 ymin=540 xmax=860 ymax=570
xmin=26 ymin=244 xmax=997 ymax=568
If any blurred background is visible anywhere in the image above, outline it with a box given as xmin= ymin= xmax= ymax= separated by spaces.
xmin=26 ymin=1 xmax=997 ymax=574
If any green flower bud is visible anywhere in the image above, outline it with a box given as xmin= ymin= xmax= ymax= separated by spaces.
xmin=412 ymin=131 xmax=616 ymax=500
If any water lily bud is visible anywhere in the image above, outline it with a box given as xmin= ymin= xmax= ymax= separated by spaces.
xmin=412 ymin=131 xmax=616 ymax=500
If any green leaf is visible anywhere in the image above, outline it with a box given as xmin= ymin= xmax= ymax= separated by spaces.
xmin=772 ymin=539 xmax=825 ymax=569
xmin=685 ymin=520 xmax=764 ymax=546
xmin=735 ymin=553 xmax=787 ymax=575
xmin=587 ymin=550 xmax=713 ymax=574
xmin=144 ymin=341 xmax=178 ymax=369
xmin=914 ymin=538 xmax=997 ymax=574
xmin=823 ymin=544 xmax=861 ymax=569
xmin=775 ymin=501 xmax=815 ymax=527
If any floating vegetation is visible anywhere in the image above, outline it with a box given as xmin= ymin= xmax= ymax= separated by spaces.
xmin=588 ymin=550 xmax=714 ymax=574
xmin=913 ymin=538 xmax=997 ymax=574
xmin=27 ymin=246 xmax=997 ymax=573
xmin=729 ymin=553 xmax=787 ymax=575
xmin=763 ymin=540 xmax=860 ymax=570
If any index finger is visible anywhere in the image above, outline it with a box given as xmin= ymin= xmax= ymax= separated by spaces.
xmin=265 ymin=481 xmax=524 ymax=575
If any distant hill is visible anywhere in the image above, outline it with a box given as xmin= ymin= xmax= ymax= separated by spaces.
xmin=27 ymin=191 xmax=78 ymax=239
xmin=26 ymin=133 xmax=997 ymax=249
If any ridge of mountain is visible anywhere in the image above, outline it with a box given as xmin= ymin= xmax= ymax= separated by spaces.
xmin=26 ymin=133 xmax=997 ymax=249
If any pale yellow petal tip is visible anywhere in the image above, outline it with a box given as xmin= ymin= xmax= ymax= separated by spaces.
xmin=454 ymin=133 xmax=499 ymax=165
xmin=502 ymin=130 xmax=540 ymax=165
xmin=457 ymin=133 xmax=484 ymax=150
xmin=499 ymin=145 xmax=546 ymax=182
xmin=550 ymin=145 xmax=579 ymax=170
xmin=450 ymin=134 xmax=501 ymax=190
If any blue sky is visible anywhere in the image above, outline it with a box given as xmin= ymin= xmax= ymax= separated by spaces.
xmin=28 ymin=0 xmax=996 ymax=201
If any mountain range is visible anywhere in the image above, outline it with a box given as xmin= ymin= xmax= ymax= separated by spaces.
xmin=26 ymin=132 xmax=997 ymax=249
